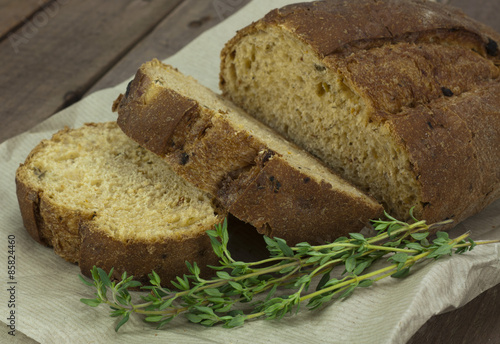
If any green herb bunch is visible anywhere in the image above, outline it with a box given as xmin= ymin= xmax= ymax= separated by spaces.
xmin=79 ymin=210 xmax=497 ymax=332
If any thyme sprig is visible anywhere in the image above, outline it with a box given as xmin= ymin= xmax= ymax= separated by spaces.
xmin=79 ymin=211 xmax=498 ymax=331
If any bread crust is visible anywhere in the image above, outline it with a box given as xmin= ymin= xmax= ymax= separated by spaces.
xmin=223 ymin=0 xmax=500 ymax=59
xmin=378 ymin=81 xmax=500 ymax=224
xmin=115 ymin=61 xmax=383 ymax=245
xmin=15 ymin=123 xmax=223 ymax=286
xmin=79 ymin=221 xmax=218 ymax=285
xmin=16 ymin=176 xmax=48 ymax=246
xmin=219 ymin=151 xmax=379 ymax=244
xmin=16 ymin=133 xmax=85 ymax=262
xmin=220 ymin=0 xmax=500 ymax=225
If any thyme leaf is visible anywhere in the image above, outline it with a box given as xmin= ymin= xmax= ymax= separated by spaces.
xmin=79 ymin=208 xmax=498 ymax=331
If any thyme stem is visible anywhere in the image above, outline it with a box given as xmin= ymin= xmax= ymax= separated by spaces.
xmin=79 ymin=211 xmax=497 ymax=332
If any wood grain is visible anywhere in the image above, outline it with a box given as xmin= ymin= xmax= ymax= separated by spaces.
xmin=408 ymin=282 xmax=500 ymax=343
xmin=0 ymin=0 xmax=51 ymax=39
xmin=0 ymin=0 xmax=183 ymax=143
xmin=86 ymin=0 xmax=252 ymax=95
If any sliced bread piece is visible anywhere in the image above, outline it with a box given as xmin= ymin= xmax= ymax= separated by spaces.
xmin=16 ymin=122 xmax=224 ymax=285
xmin=113 ymin=59 xmax=383 ymax=245
xmin=220 ymin=0 xmax=500 ymax=226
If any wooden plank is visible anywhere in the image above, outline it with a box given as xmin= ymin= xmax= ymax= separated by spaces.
xmin=87 ymin=0 xmax=500 ymax=96
xmin=408 ymin=282 xmax=500 ymax=343
xmin=0 ymin=0 xmax=51 ymax=39
xmin=0 ymin=0 xmax=184 ymax=143
xmin=86 ymin=0 xmax=252 ymax=95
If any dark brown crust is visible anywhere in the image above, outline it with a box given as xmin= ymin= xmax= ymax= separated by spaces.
xmin=16 ymin=170 xmax=92 ymax=263
xmin=15 ymin=123 xmax=224 ymax=287
xmin=79 ymin=222 xmax=219 ymax=285
xmin=114 ymin=61 xmax=383 ymax=245
xmin=331 ymin=43 xmax=499 ymax=114
xmin=221 ymin=0 xmax=500 ymax=108
xmin=16 ymin=176 xmax=46 ymax=245
xmin=219 ymin=151 xmax=379 ymax=245
xmin=225 ymin=0 xmax=500 ymax=59
xmin=376 ymin=81 xmax=500 ymax=224
xmin=15 ymin=134 xmax=84 ymax=261
xmin=220 ymin=0 xmax=500 ymax=226
xmin=117 ymin=67 xmax=263 ymax=195
xmin=116 ymin=69 xmax=200 ymax=158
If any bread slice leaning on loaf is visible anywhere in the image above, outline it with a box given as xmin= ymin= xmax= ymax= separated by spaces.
xmin=16 ymin=122 xmax=225 ymax=285
xmin=113 ymin=59 xmax=383 ymax=245
xmin=220 ymin=0 xmax=500 ymax=227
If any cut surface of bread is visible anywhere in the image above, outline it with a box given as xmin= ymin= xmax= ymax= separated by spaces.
xmin=220 ymin=0 xmax=500 ymax=225
xmin=114 ymin=59 xmax=383 ymax=245
xmin=16 ymin=122 xmax=224 ymax=284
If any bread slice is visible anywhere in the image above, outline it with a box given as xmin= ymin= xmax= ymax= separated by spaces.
xmin=16 ymin=122 xmax=225 ymax=284
xmin=113 ymin=59 xmax=383 ymax=245
xmin=220 ymin=0 xmax=500 ymax=226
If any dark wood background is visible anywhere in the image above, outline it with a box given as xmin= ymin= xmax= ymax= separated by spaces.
xmin=1 ymin=0 xmax=499 ymax=342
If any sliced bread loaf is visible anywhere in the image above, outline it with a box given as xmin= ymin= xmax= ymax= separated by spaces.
xmin=16 ymin=122 xmax=224 ymax=284
xmin=113 ymin=59 xmax=383 ymax=245
xmin=220 ymin=0 xmax=500 ymax=226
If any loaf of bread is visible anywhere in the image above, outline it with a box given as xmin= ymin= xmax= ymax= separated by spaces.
xmin=113 ymin=59 xmax=383 ymax=245
xmin=16 ymin=122 xmax=224 ymax=284
xmin=220 ymin=0 xmax=500 ymax=226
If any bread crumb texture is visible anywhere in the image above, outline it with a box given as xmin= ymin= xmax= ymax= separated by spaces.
xmin=220 ymin=0 xmax=500 ymax=224
xmin=143 ymin=60 xmax=370 ymax=198
xmin=16 ymin=122 xmax=222 ymax=263
xmin=115 ymin=60 xmax=383 ymax=245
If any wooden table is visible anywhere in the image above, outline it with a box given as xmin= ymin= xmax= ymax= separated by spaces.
xmin=1 ymin=0 xmax=499 ymax=342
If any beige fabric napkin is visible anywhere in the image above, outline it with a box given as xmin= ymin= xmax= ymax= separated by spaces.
xmin=1 ymin=0 xmax=499 ymax=343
